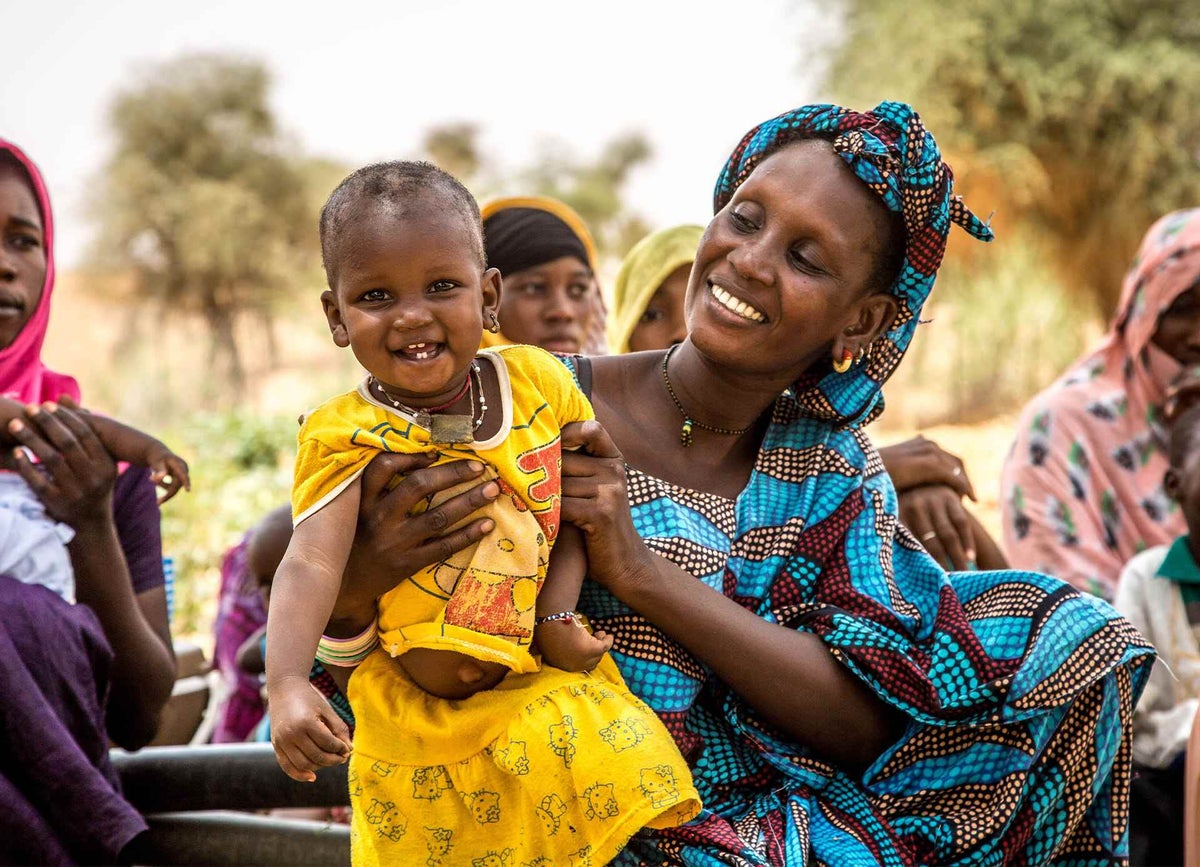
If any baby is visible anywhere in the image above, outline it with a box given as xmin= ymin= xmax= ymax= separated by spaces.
xmin=266 ymin=161 xmax=698 ymax=865
xmin=1 ymin=396 xmax=189 ymax=601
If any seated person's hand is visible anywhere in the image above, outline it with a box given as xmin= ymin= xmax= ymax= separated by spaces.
xmin=879 ymin=435 xmax=975 ymax=499
xmin=899 ymin=483 xmax=976 ymax=571
xmin=268 ymin=676 xmax=352 ymax=783
xmin=145 ymin=442 xmax=191 ymax=504
xmin=536 ymin=614 xmax=613 ymax=673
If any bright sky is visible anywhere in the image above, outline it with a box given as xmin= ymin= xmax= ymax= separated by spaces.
xmin=2 ymin=0 xmax=835 ymax=268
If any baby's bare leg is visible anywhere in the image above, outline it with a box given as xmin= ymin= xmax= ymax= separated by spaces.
xmin=395 ymin=648 xmax=508 ymax=700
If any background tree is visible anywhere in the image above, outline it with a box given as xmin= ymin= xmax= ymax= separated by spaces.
xmin=423 ymin=121 xmax=483 ymax=184
xmin=421 ymin=122 xmax=653 ymax=261
xmin=827 ymin=0 xmax=1200 ymax=314
xmin=89 ymin=53 xmax=320 ymax=402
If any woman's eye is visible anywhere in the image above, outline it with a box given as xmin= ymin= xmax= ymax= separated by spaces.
xmin=517 ymin=282 xmax=546 ymax=296
xmin=639 ymin=308 xmax=665 ymax=324
xmin=788 ymin=249 xmax=822 ymax=274
xmin=730 ymin=210 xmax=756 ymax=232
xmin=10 ymin=234 xmax=39 ymax=251
xmin=568 ymin=282 xmax=592 ymax=299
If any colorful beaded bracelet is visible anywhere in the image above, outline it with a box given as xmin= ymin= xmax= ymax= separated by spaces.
xmin=315 ymin=621 xmax=379 ymax=667
xmin=535 ymin=610 xmax=581 ymax=626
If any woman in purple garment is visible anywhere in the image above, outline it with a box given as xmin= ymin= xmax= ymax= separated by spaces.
xmin=0 ymin=139 xmax=176 ymax=864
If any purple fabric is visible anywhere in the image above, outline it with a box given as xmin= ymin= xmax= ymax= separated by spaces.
xmin=112 ymin=466 xmax=164 ymax=595
xmin=0 ymin=577 xmax=147 ymax=864
xmin=210 ymin=536 xmax=268 ymax=743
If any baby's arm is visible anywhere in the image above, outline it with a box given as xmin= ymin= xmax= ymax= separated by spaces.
xmin=1 ymin=395 xmax=190 ymax=502
xmin=266 ymin=480 xmax=360 ymax=782
xmin=535 ymin=523 xmax=613 ymax=671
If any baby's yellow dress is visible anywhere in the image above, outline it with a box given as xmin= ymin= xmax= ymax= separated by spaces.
xmin=293 ymin=345 xmax=699 ymax=866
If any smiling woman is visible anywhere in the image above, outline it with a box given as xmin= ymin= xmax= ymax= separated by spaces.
xmin=322 ymin=103 xmax=1154 ymax=865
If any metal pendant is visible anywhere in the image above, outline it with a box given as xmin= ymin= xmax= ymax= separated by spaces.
xmin=429 ymin=413 xmax=474 ymax=443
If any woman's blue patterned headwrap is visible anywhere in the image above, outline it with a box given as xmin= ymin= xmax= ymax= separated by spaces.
xmin=714 ymin=101 xmax=994 ymax=427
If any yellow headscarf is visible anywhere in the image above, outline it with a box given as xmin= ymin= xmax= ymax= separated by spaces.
xmin=608 ymin=224 xmax=705 ymax=354
xmin=480 ymin=196 xmax=608 ymax=355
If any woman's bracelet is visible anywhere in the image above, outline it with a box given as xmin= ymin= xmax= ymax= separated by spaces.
xmin=535 ymin=610 xmax=581 ymax=626
xmin=315 ymin=620 xmax=379 ymax=667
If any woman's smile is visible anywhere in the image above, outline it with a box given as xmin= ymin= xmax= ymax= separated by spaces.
xmin=707 ymin=279 xmax=767 ymax=323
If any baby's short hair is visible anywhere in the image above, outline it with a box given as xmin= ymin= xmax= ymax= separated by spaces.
xmin=318 ymin=160 xmax=484 ymax=283
xmin=1169 ymin=403 xmax=1200 ymax=468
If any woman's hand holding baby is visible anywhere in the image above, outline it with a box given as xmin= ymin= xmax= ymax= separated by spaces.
xmin=8 ymin=401 xmax=117 ymax=529
xmin=332 ymin=451 xmax=501 ymax=633
xmin=559 ymin=420 xmax=657 ymax=596
xmin=269 ymin=674 xmax=353 ymax=783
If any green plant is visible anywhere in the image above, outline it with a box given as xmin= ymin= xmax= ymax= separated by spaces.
xmin=155 ymin=411 xmax=295 ymax=642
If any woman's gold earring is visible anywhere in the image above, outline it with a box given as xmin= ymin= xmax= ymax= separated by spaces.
xmin=488 ymin=313 xmax=501 ymax=334
xmin=833 ymin=348 xmax=854 ymax=374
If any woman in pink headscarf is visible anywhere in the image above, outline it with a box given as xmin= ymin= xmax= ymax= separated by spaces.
xmin=0 ymin=139 xmax=176 ymax=864
xmin=1002 ymin=209 xmax=1200 ymax=601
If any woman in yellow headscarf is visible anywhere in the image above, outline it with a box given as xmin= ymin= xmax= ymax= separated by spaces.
xmin=609 ymin=224 xmax=704 ymax=354
xmin=481 ymin=196 xmax=609 ymax=355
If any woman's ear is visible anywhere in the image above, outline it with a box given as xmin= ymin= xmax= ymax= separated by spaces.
xmin=852 ymin=293 xmax=898 ymax=342
xmin=481 ymin=267 xmax=502 ymax=320
xmin=321 ymin=289 xmax=350 ymax=348
xmin=838 ymin=293 xmax=898 ymax=358
xmin=1165 ymin=467 xmax=1182 ymax=502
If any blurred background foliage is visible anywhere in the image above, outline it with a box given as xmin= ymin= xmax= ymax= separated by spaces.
xmin=48 ymin=2 xmax=1199 ymax=640
xmin=827 ymin=0 xmax=1200 ymax=424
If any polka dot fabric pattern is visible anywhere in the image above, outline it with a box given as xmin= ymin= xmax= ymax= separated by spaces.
xmin=562 ymin=352 xmax=1154 ymax=863
xmin=713 ymin=101 xmax=995 ymax=428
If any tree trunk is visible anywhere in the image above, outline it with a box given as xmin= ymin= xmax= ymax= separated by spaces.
xmin=203 ymin=289 xmax=245 ymax=406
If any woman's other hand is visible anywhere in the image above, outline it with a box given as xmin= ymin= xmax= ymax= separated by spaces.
xmin=560 ymin=420 xmax=654 ymax=593
xmin=8 ymin=400 xmax=116 ymax=528
xmin=333 ymin=451 xmax=501 ymax=632
xmin=879 ymin=435 xmax=976 ymax=499
xmin=899 ymin=483 xmax=976 ymax=571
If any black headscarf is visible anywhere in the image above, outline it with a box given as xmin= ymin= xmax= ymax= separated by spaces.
xmin=483 ymin=207 xmax=591 ymax=276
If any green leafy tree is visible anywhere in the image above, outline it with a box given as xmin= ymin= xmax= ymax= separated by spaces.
xmin=90 ymin=54 xmax=320 ymax=402
xmin=827 ymin=0 xmax=1200 ymax=313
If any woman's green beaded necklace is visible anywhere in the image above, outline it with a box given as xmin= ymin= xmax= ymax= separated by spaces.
xmin=660 ymin=344 xmax=753 ymax=447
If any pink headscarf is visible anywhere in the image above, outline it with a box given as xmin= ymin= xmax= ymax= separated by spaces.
xmin=1001 ymin=209 xmax=1200 ymax=600
xmin=0 ymin=139 xmax=80 ymax=405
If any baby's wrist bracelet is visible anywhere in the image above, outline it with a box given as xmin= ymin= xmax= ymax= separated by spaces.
xmin=315 ymin=620 xmax=379 ymax=667
xmin=535 ymin=610 xmax=581 ymax=626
